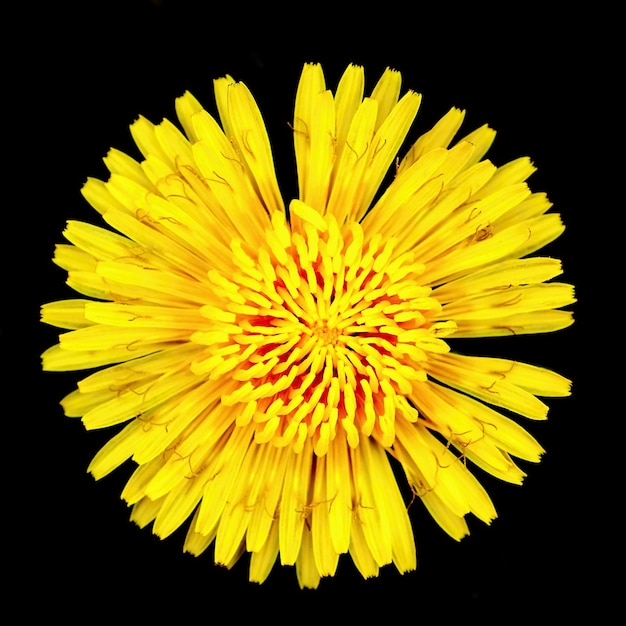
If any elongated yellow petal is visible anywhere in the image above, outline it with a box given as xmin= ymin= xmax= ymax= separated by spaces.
xmin=425 ymin=355 xmax=555 ymax=419
xmin=103 ymin=148 xmax=150 ymax=186
xmin=129 ymin=494 xmax=164 ymax=529
xmin=246 ymin=446 xmax=290 ymax=553
xmin=214 ymin=79 xmax=284 ymax=214
xmin=53 ymin=244 xmax=97 ymax=273
xmin=325 ymin=97 xmax=378 ymax=223
xmin=293 ymin=63 xmax=327 ymax=202
xmin=441 ymin=282 xmax=576 ymax=321
xmin=279 ymin=438 xmax=314 ymax=565
xmin=326 ymin=429 xmax=353 ymax=554
xmin=153 ymin=469 xmax=207 ymax=539
xmin=310 ymin=454 xmax=340 ymax=577
xmin=296 ymin=525 xmax=322 ymax=589
xmin=420 ymin=489 xmax=470 ymax=541
xmin=88 ymin=419 xmax=144 ymax=479
xmin=413 ymin=182 xmax=532 ymax=265
xmin=334 ymin=64 xmax=364 ymax=157
xmin=248 ymin=520 xmax=280 ymax=584
xmin=419 ymin=219 xmax=544 ymax=286
xmin=432 ymin=257 xmax=564 ymax=303
xmin=300 ymin=89 xmax=336 ymax=214
xmin=42 ymin=341 xmax=173 ymax=371
xmin=370 ymin=66 xmax=402 ymax=129
xmin=451 ymin=309 xmax=574 ymax=337
xmin=41 ymin=299 xmax=91 ymax=330
xmin=398 ymin=107 xmax=466 ymax=173
xmin=352 ymin=90 xmax=422 ymax=221
xmin=193 ymin=424 xmax=255 ymax=536
xmin=183 ymin=508 xmax=218 ymax=557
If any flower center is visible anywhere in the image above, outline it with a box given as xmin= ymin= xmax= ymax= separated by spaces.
xmin=190 ymin=201 xmax=455 ymax=455
xmin=312 ymin=321 xmax=339 ymax=346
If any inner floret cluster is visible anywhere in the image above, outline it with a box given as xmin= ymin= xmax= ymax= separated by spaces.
xmin=191 ymin=202 xmax=455 ymax=455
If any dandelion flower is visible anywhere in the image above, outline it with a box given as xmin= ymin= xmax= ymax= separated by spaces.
xmin=42 ymin=63 xmax=574 ymax=588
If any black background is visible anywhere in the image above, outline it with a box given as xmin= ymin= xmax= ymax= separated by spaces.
xmin=8 ymin=0 xmax=614 ymax=620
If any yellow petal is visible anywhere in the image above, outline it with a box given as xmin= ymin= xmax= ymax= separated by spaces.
xmin=398 ymin=107 xmax=466 ymax=174
xmin=213 ymin=78 xmax=284 ymax=214
xmin=333 ymin=63 xmax=364 ymax=157
xmin=41 ymin=299 xmax=91 ymax=330
xmin=278 ymin=438 xmax=314 ymax=565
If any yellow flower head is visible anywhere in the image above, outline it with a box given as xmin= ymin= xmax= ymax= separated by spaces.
xmin=42 ymin=63 xmax=574 ymax=588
